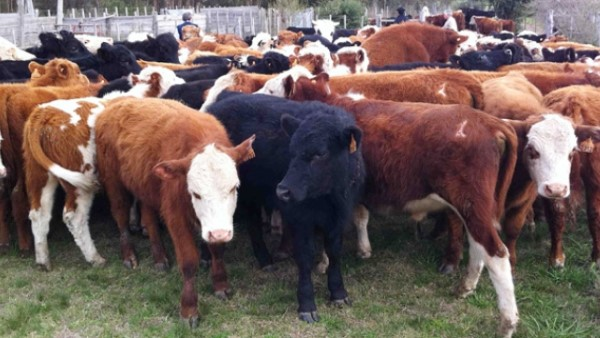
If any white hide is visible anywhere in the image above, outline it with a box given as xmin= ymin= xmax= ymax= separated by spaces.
xmin=129 ymin=66 xmax=185 ymax=97
xmin=0 ymin=36 xmax=35 ymax=60
xmin=336 ymin=46 xmax=370 ymax=73
xmin=187 ymin=144 xmax=238 ymax=243
xmin=442 ymin=16 xmax=458 ymax=32
xmin=199 ymin=71 xmax=238 ymax=111
xmin=299 ymin=41 xmax=335 ymax=73
xmin=357 ymin=25 xmax=380 ymax=39
xmin=524 ymin=114 xmax=578 ymax=199
xmin=518 ymin=38 xmax=544 ymax=62
xmin=74 ymin=34 xmax=113 ymax=54
xmin=255 ymin=65 xmax=313 ymax=97
xmin=419 ymin=6 xmax=430 ymax=22
xmin=456 ymin=30 xmax=480 ymax=55
xmin=249 ymin=32 xmax=274 ymax=52
xmin=312 ymin=19 xmax=339 ymax=43
xmin=127 ymin=31 xmax=153 ymax=42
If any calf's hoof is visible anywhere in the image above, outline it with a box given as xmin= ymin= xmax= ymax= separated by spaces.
xmin=122 ymin=255 xmax=138 ymax=269
xmin=329 ymin=297 xmax=352 ymax=308
xmin=438 ymin=262 xmax=457 ymax=275
xmin=214 ymin=288 xmax=233 ymax=300
xmin=91 ymin=255 xmax=107 ymax=268
xmin=357 ymin=250 xmax=371 ymax=259
xmin=182 ymin=315 xmax=199 ymax=329
xmin=298 ymin=311 xmax=319 ymax=323
xmin=456 ymin=284 xmax=475 ymax=299
xmin=37 ymin=262 xmax=51 ymax=272
xmin=498 ymin=315 xmax=518 ymax=338
xmin=154 ymin=260 xmax=170 ymax=272
xmin=550 ymin=253 xmax=566 ymax=269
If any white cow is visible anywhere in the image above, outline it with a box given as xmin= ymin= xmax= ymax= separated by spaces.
xmin=0 ymin=36 xmax=35 ymax=60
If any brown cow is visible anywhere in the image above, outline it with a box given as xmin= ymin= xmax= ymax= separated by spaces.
xmin=474 ymin=16 xmax=503 ymax=35
xmin=0 ymin=59 xmax=94 ymax=254
xmin=277 ymin=30 xmax=303 ymax=46
xmin=286 ymin=73 xmax=520 ymax=337
xmin=543 ymin=85 xmax=600 ymax=267
xmin=437 ymin=73 xmax=600 ymax=271
xmin=95 ymin=97 xmax=255 ymax=325
xmin=362 ymin=22 xmax=468 ymax=67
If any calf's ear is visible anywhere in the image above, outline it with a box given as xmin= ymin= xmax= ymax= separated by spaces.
xmin=281 ymin=114 xmax=301 ymax=137
xmin=343 ymin=126 xmax=362 ymax=154
xmin=575 ymin=125 xmax=600 ymax=153
xmin=231 ymin=134 xmax=256 ymax=164
xmin=283 ymin=75 xmax=295 ymax=98
xmin=28 ymin=61 xmax=45 ymax=78
xmin=153 ymin=159 xmax=187 ymax=180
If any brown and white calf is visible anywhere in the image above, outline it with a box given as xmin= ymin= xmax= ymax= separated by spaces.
xmin=22 ymin=68 xmax=177 ymax=269
xmin=95 ymin=98 xmax=254 ymax=325
xmin=287 ymin=74 xmax=520 ymax=337
xmin=0 ymin=59 xmax=96 ymax=254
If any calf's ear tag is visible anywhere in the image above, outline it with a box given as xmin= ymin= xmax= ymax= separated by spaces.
xmin=349 ymin=134 xmax=357 ymax=153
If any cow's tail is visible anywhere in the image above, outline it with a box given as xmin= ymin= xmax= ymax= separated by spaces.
xmin=493 ymin=121 xmax=518 ymax=222
xmin=24 ymin=116 xmax=96 ymax=191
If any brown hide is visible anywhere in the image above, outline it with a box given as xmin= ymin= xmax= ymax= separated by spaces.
xmin=328 ymin=69 xmax=483 ymax=108
xmin=95 ymin=97 xmax=242 ymax=321
xmin=277 ymin=30 xmax=303 ymax=46
xmin=482 ymin=72 xmax=547 ymax=119
xmin=474 ymin=17 xmax=503 ymax=35
xmin=362 ymin=22 xmax=467 ymax=67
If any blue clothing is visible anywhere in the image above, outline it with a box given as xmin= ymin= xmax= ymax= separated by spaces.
xmin=177 ymin=21 xmax=198 ymax=40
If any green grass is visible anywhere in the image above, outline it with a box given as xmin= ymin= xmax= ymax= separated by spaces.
xmin=1 ymin=202 xmax=599 ymax=337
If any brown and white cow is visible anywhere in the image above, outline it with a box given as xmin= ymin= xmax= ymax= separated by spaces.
xmin=286 ymin=74 xmax=520 ymax=337
xmin=0 ymin=59 xmax=95 ymax=254
xmin=22 ymin=68 xmax=178 ymax=270
xmin=543 ymin=85 xmax=600 ymax=267
xmin=95 ymin=97 xmax=254 ymax=325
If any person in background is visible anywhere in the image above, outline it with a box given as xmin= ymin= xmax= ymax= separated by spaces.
xmin=177 ymin=12 xmax=198 ymax=40
xmin=394 ymin=7 xmax=411 ymax=24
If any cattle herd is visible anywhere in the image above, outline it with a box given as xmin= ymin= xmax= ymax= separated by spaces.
xmin=2 ymin=5 xmax=600 ymax=337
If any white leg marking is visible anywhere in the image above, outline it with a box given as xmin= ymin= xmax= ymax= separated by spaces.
xmin=63 ymin=188 xmax=105 ymax=266
xmin=459 ymin=234 xmax=485 ymax=297
xmin=354 ymin=204 xmax=371 ymax=258
xmin=466 ymin=235 xmax=519 ymax=338
xmin=30 ymin=175 xmax=58 ymax=268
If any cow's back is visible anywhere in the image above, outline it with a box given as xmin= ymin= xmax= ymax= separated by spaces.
xmin=96 ymin=97 xmax=231 ymax=209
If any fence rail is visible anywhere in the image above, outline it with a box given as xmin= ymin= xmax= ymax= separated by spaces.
xmin=0 ymin=6 xmax=315 ymax=48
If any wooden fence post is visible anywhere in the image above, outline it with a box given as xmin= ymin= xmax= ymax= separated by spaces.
xmin=152 ymin=12 xmax=158 ymax=36
xmin=56 ymin=0 xmax=64 ymax=28
xmin=17 ymin=0 xmax=24 ymax=47
xmin=545 ymin=10 xmax=553 ymax=38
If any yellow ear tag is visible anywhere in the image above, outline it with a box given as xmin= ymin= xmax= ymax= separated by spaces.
xmin=349 ymin=134 xmax=357 ymax=153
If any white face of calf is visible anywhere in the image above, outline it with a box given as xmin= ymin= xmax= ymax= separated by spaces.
xmin=312 ymin=19 xmax=339 ymax=43
xmin=255 ymin=65 xmax=312 ymax=97
xmin=524 ymin=115 xmax=578 ymax=199
xmin=187 ymin=144 xmax=239 ymax=243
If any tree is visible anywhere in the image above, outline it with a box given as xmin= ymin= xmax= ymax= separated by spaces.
xmin=489 ymin=0 xmax=532 ymax=20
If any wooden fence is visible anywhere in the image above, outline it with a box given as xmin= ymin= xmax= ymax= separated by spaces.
xmin=0 ymin=6 xmax=314 ymax=48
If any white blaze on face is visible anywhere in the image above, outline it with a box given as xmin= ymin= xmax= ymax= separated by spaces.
xmin=187 ymin=144 xmax=239 ymax=243
xmin=249 ymin=32 xmax=273 ymax=52
xmin=312 ymin=19 xmax=339 ymax=43
xmin=525 ymin=114 xmax=577 ymax=198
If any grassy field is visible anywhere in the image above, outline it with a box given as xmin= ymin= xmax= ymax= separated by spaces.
xmin=1 ymin=198 xmax=599 ymax=338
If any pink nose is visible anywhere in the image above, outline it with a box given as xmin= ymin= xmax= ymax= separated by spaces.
xmin=544 ymin=184 xmax=568 ymax=198
xmin=208 ymin=230 xmax=233 ymax=243
xmin=0 ymin=166 xmax=6 ymax=178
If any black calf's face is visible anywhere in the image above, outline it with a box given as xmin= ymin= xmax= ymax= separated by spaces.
xmin=277 ymin=113 xmax=360 ymax=203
